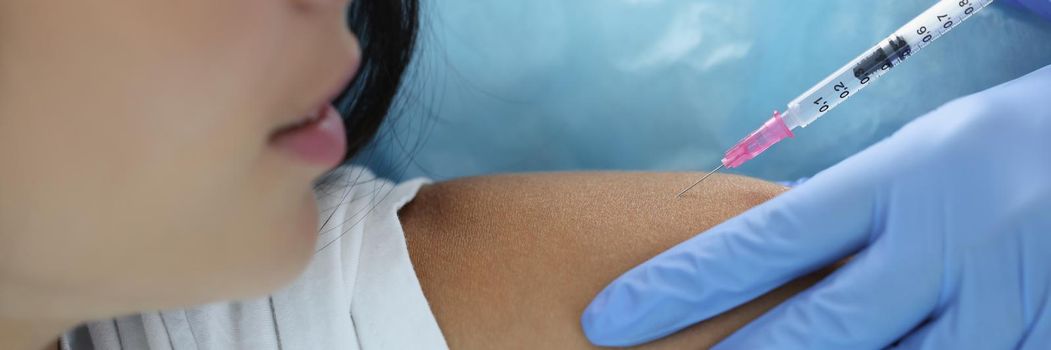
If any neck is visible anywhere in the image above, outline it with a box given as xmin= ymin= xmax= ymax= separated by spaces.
xmin=0 ymin=316 xmax=72 ymax=350
xmin=0 ymin=271 xmax=94 ymax=350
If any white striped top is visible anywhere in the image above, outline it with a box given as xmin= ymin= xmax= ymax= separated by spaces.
xmin=63 ymin=167 xmax=447 ymax=350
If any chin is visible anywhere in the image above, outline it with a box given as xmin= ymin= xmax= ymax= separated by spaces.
xmin=277 ymin=191 xmax=322 ymax=282
xmin=239 ymin=191 xmax=321 ymax=297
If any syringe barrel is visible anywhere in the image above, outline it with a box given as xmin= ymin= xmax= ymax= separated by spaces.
xmin=783 ymin=0 xmax=995 ymax=130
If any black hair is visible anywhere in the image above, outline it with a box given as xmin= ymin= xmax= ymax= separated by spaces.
xmin=336 ymin=0 xmax=420 ymax=162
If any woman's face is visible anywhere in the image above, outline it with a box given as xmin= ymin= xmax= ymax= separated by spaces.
xmin=0 ymin=0 xmax=359 ymax=318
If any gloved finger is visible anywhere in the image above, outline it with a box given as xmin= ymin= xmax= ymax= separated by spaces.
xmin=1018 ymin=310 xmax=1051 ymax=350
xmin=582 ymin=155 xmax=888 ymax=347
xmin=894 ymin=234 xmax=1033 ymax=350
xmin=714 ymin=237 xmax=942 ymax=350
xmin=894 ymin=307 xmax=1021 ymax=350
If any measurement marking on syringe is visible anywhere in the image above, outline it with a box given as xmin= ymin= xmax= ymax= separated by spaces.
xmin=677 ymin=0 xmax=998 ymax=197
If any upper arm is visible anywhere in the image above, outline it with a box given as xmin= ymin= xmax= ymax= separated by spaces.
xmin=400 ymin=172 xmax=830 ymax=349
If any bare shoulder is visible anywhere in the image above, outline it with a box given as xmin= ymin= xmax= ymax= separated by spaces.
xmin=401 ymin=172 xmax=784 ymax=245
xmin=400 ymin=172 xmax=820 ymax=349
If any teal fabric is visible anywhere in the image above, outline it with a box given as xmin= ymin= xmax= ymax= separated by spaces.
xmin=362 ymin=0 xmax=1051 ymax=181
xmin=1003 ymin=0 xmax=1051 ymax=19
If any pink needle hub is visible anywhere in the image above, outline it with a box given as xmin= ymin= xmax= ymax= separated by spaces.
xmin=722 ymin=110 xmax=794 ymax=168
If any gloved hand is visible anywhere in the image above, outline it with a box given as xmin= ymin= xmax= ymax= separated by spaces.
xmin=1002 ymin=0 xmax=1051 ymax=20
xmin=582 ymin=64 xmax=1051 ymax=349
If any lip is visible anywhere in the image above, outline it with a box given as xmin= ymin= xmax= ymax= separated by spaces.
xmin=325 ymin=58 xmax=361 ymax=107
xmin=318 ymin=49 xmax=362 ymax=119
xmin=270 ymin=104 xmax=347 ymax=168
xmin=268 ymin=50 xmax=360 ymax=168
xmin=273 ymin=50 xmax=361 ymax=136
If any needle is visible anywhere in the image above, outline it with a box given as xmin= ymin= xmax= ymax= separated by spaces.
xmin=676 ymin=164 xmax=724 ymax=198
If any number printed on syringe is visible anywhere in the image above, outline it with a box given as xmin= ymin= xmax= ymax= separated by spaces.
xmin=783 ymin=0 xmax=995 ymax=129
xmin=677 ymin=0 xmax=997 ymax=196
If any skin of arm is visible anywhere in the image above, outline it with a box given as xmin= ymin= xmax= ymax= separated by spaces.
xmin=400 ymin=172 xmax=839 ymax=349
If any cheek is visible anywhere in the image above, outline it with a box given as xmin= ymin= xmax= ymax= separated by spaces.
xmin=0 ymin=0 xmax=348 ymax=312
xmin=99 ymin=1 xmax=341 ymax=298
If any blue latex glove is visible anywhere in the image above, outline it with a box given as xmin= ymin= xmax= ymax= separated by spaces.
xmin=1002 ymin=0 xmax=1051 ymax=20
xmin=582 ymin=64 xmax=1051 ymax=349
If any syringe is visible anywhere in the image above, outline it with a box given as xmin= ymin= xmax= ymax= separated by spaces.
xmin=677 ymin=0 xmax=996 ymax=197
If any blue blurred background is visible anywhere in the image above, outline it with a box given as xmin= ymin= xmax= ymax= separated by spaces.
xmin=359 ymin=0 xmax=1051 ymax=182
